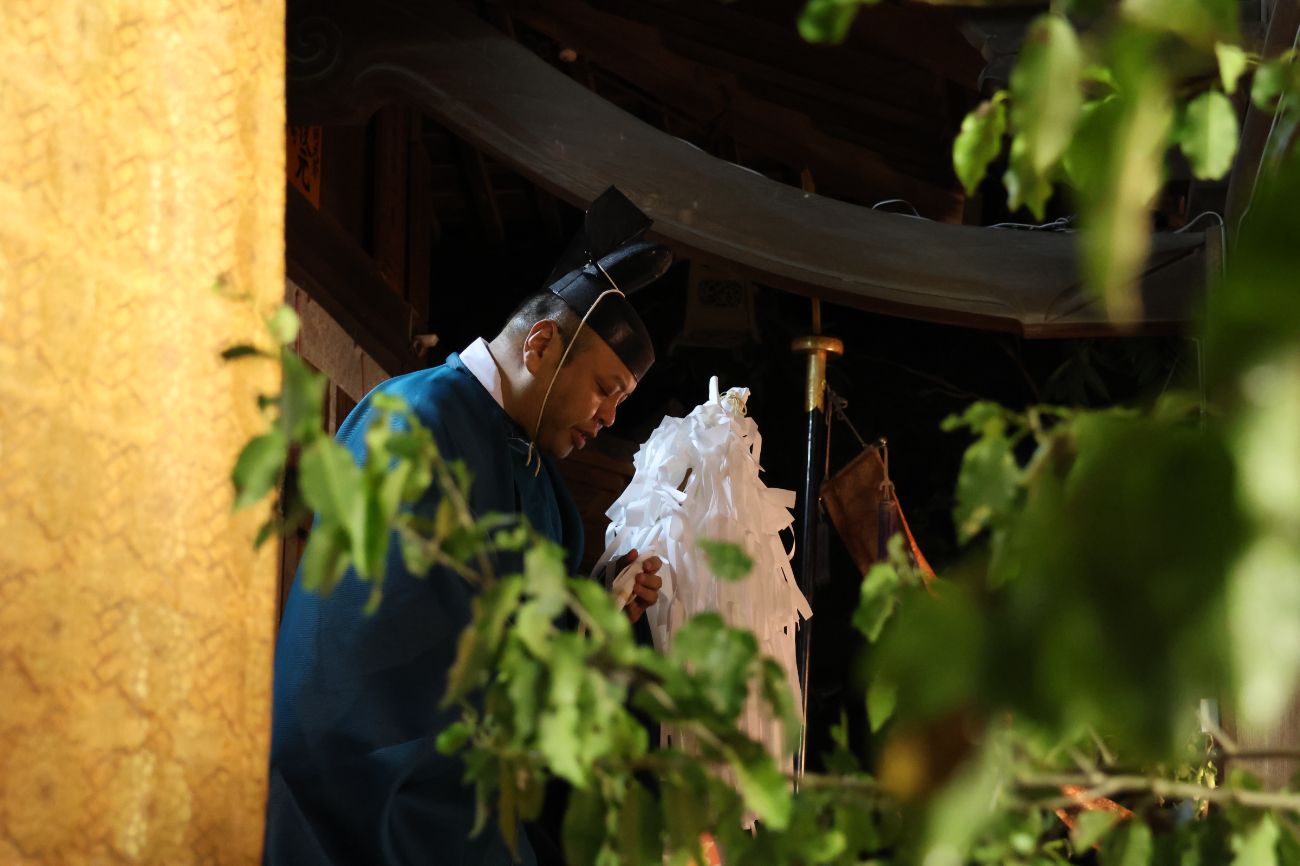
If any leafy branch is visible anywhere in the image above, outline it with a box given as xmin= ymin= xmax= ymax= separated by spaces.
xmin=802 ymin=0 xmax=1300 ymax=319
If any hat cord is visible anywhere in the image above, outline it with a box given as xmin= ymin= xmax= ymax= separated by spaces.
xmin=526 ymin=282 xmax=625 ymax=475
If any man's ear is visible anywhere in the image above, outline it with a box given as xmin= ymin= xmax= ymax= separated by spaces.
xmin=522 ymin=319 xmax=560 ymax=376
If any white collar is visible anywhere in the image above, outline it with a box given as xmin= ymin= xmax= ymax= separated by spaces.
xmin=458 ymin=337 xmax=505 ymax=410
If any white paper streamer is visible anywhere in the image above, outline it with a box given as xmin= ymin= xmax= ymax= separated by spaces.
xmin=595 ymin=376 xmax=811 ymax=807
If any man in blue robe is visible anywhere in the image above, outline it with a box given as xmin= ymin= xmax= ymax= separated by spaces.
xmin=265 ymin=189 xmax=671 ymax=865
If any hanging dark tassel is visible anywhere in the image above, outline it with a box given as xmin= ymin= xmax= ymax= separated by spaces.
xmin=815 ymin=519 xmax=832 ymax=588
xmin=876 ymin=495 xmax=900 ymax=562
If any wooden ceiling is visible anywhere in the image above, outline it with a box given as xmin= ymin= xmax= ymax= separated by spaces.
xmin=284 ymin=0 xmax=1209 ymax=339
xmin=492 ymin=0 xmax=995 ymax=222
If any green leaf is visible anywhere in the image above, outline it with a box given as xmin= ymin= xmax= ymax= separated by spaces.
xmin=1178 ymin=90 xmax=1239 ymax=180
xmin=824 ymin=712 xmax=861 ymax=773
xmin=1231 ymin=358 xmax=1300 ymax=531
xmin=1072 ymin=810 xmax=1121 ymax=852
xmin=441 ymin=526 xmax=482 ymax=563
xmin=866 ymin=675 xmax=897 ymax=733
xmin=871 ymin=581 xmax=985 ymax=728
xmin=953 ymin=92 xmax=1008 ymax=195
xmin=618 ymin=782 xmax=663 ymax=866
xmin=1100 ymin=819 xmax=1153 ymax=866
xmin=806 ymin=828 xmax=848 ymax=862
xmin=563 ymin=785 xmax=607 ymax=866
xmin=1169 ymin=818 xmax=1228 ymax=866
xmin=220 ymin=344 xmax=267 ymax=361
xmin=450 ymin=458 xmax=473 ymax=497
xmin=1231 ymin=816 xmax=1279 ymax=866
xmin=1227 ymin=767 xmax=1263 ymax=791
xmin=919 ymin=740 xmax=1008 ymax=865
xmin=942 ymin=401 xmax=1011 ymax=434
xmin=1075 ymin=56 xmax=1172 ymax=321
xmin=1251 ymin=56 xmax=1296 ymax=110
xmin=1202 ymin=155 xmax=1300 ymax=384
xmin=492 ymin=520 xmax=532 ymax=552
xmin=434 ymin=497 xmax=457 ymax=541
xmin=1228 ymin=537 xmax=1300 ymax=730
xmin=571 ymin=578 xmax=635 ymax=661
xmin=758 ymin=657 xmax=799 ymax=752
xmin=953 ymin=426 xmax=1021 ymax=543
xmin=397 ymin=523 xmax=434 ymax=576
xmin=1062 ymin=96 xmax=1117 ymax=191
xmin=444 ymin=576 xmax=524 ymax=704
xmin=727 ymin=745 xmax=792 ymax=830
xmin=267 ymin=305 xmax=301 ymax=345
xmin=498 ymin=759 xmax=521 ymax=861
xmin=298 ymin=438 xmax=363 ymax=529
xmin=661 ymin=772 xmax=709 ymax=862
xmin=1010 ymin=15 xmax=1084 ymax=175
xmin=525 ymin=543 xmax=569 ymax=605
xmin=1083 ymin=64 xmax=1118 ymax=92
xmin=299 ymin=526 xmax=350 ymax=596
xmin=505 ymin=652 xmax=543 ymax=742
xmin=1122 ymin=0 xmax=1238 ymax=46
xmin=280 ymin=348 xmax=327 ymax=442
xmin=470 ymin=761 xmax=494 ymax=839
xmin=698 ymin=539 xmax=754 ymax=581
xmin=854 ymin=561 xmax=901 ymax=642
xmin=1216 ymin=43 xmax=1249 ymax=93
xmin=517 ymin=772 xmax=545 ymax=823
xmin=435 ymin=720 xmax=471 ymax=754
xmin=231 ymin=429 xmax=287 ymax=509
xmin=538 ymin=636 xmax=587 ymax=785
xmin=838 ymin=803 xmax=887 ymax=863
xmin=253 ymin=518 xmax=277 ymax=549
xmin=377 ymin=460 xmax=413 ymax=520
xmin=365 ymin=393 xmax=401 ymax=417
xmin=1003 ymin=144 xmax=1056 ymax=219
xmin=516 ymin=602 xmax=556 ymax=660
xmin=668 ymin=614 xmax=758 ymax=721
xmin=796 ymin=0 xmax=863 ymax=45
xmin=1276 ymin=821 xmax=1300 ymax=865
xmin=362 ymin=416 xmax=393 ymax=463
xmin=354 ymin=492 xmax=389 ymax=581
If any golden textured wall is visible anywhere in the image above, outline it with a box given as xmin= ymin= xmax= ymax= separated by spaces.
xmin=0 ymin=1 xmax=283 ymax=862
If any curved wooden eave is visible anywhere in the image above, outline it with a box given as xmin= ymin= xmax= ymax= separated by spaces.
xmin=288 ymin=0 xmax=1208 ymax=338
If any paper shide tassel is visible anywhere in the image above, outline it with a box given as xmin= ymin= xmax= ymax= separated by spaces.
xmin=595 ymin=377 xmax=811 ymax=824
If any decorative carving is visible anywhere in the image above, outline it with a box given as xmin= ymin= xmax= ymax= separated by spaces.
xmin=287 ymin=14 xmax=343 ymax=83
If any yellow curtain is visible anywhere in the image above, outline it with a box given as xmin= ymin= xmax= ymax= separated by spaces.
xmin=0 ymin=1 xmax=283 ymax=862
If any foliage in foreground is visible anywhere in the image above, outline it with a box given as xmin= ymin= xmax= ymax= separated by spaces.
xmin=231 ymin=169 xmax=1300 ymax=856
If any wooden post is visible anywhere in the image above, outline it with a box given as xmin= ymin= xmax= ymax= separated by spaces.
xmin=372 ymin=106 xmax=412 ymax=297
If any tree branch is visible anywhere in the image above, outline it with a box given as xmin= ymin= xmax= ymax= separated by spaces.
xmin=1015 ymin=771 xmax=1300 ymax=814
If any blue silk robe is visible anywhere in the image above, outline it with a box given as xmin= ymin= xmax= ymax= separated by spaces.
xmin=265 ymin=353 xmax=582 ymax=866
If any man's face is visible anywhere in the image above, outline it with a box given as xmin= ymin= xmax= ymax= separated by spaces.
xmin=533 ymin=329 xmax=637 ymax=460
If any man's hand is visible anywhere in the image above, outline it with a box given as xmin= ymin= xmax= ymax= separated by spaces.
xmin=615 ymin=548 xmax=663 ymax=624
